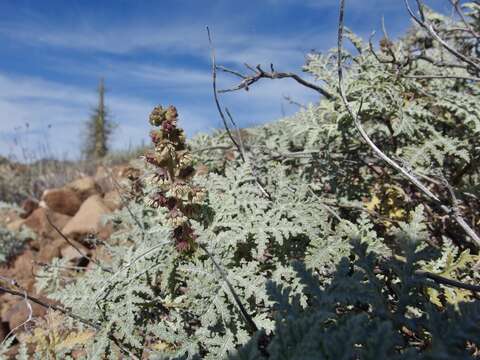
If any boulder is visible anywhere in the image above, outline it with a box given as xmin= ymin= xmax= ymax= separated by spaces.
xmin=3 ymin=250 xmax=36 ymax=293
xmin=94 ymin=166 xmax=114 ymax=193
xmin=66 ymin=176 xmax=102 ymax=201
xmin=20 ymin=198 xmax=39 ymax=219
xmin=41 ymin=188 xmax=82 ymax=216
xmin=61 ymin=243 xmax=89 ymax=264
xmin=103 ymin=190 xmax=122 ymax=211
xmin=0 ymin=321 xmax=8 ymax=342
xmin=20 ymin=208 xmax=71 ymax=239
xmin=95 ymin=165 xmax=131 ymax=194
xmin=4 ymin=299 xmax=46 ymax=332
xmin=62 ymin=195 xmax=111 ymax=241
xmin=37 ymin=238 xmax=64 ymax=264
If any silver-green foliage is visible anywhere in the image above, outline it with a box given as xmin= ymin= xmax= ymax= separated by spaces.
xmin=0 ymin=225 xmax=33 ymax=264
xmin=25 ymin=3 xmax=480 ymax=359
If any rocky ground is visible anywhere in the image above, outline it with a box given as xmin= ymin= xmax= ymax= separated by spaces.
xmin=0 ymin=164 xmax=133 ymax=351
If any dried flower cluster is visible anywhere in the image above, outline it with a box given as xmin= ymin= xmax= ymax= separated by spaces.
xmin=144 ymin=105 xmax=207 ymax=252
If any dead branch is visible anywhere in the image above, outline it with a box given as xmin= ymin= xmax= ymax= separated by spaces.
xmin=0 ymin=285 xmax=99 ymax=329
xmin=402 ymin=74 xmax=480 ymax=81
xmin=449 ymin=0 xmax=480 ymax=39
xmin=0 ymin=283 xmax=139 ymax=359
xmin=217 ymin=63 xmax=334 ymax=99
xmin=206 ymin=26 xmax=272 ymax=200
xmin=206 ymin=26 xmax=244 ymax=161
xmin=405 ymin=0 xmax=480 ymax=73
xmin=415 ymin=270 xmax=480 ymax=292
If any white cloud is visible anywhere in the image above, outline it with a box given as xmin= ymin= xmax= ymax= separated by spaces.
xmin=0 ymin=72 xmax=155 ymax=159
xmin=0 ymin=62 xmax=322 ymax=160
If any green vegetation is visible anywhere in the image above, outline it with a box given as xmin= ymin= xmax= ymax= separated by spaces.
xmin=83 ymin=78 xmax=116 ymax=160
xmin=2 ymin=1 xmax=480 ymax=359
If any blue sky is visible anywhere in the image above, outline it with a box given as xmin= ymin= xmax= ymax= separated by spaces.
xmin=0 ymin=0 xmax=452 ymax=160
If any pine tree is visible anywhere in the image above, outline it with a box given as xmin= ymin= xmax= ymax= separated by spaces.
xmin=83 ymin=78 xmax=115 ymax=159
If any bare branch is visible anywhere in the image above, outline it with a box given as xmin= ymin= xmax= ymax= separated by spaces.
xmin=405 ymin=0 xmax=480 ymax=73
xmin=218 ymin=63 xmax=334 ymax=99
xmin=216 ymin=65 xmax=247 ymax=79
xmin=0 ymin=284 xmax=32 ymax=347
xmin=206 ymin=26 xmax=272 ymax=200
xmin=415 ymin=270 xmax=480 ymax=292
xmin=206 ymin=26 xmax=244 ymax=161
xmin=402 ymin=74 xmax=480 ymax=81
xmin=0 ymin=283 xmax=139 ymax=359
xmin=0 ymin=284 xmax=99 ymax=329
xmin=449 ymin=0 xmax=480 ymax=39
xmin=283 ymin=95 xmax=306 ymax=109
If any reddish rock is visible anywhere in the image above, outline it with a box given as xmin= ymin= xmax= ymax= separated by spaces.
xmin=8 ymin=250 xmax=35 ymax=291
xmin=61 ymin=243 xmax=89 ymax=264
xmin=66 ymin=176 xmax=102 ymax=201
xmin=20 ymin=198 xmax=39 ymax=219
xmin=4 ymin=299 xmax=46 ymax=332
xmin=103 ymin=190 xmax=122 ymax=211
xmin=62 ymin=195 xmax=111 ymax=241
xmin=37 ymin=238 xmax=64 ymax=264
xmin=0 ymin=321 xmax=8 ymax=342
xmin=21 ymin=208 xmax=71 ymax=239
xmin=41 ymin=188 xmax=82 ymax=216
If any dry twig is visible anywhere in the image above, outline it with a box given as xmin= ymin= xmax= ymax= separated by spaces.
xmin=206 ymin=26 xmax=272 ymax=200
xmin=217 ymin=63 xmax=333 ymax=99
xmin=404 ymin=0 xmax=480 ymax=73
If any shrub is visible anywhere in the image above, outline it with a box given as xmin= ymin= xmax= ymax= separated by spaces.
xmin=4 ymin=1 xmax=480 ymax=359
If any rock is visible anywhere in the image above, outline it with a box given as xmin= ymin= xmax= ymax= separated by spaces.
xmin=94 ymin=166 xmax=114 ymax=193
xmin=66 ymin=176 xmax=102 ymax=201
xmin=103 ymin=190 xmax=122 ymax=211
xmin=62 ymin=195 xmax=111 ymax=241
xmin=41 ymin=188 xmax=82 ymax=216
xmin=95 ymin=165 xmax=131 ymax=194
xmin=4 ymin=299 xmax=46 ymax=331
xmin=0 ymin=321 xmax=8 ymax=342
xmin=61 ymin=243 xmax=89 ymax=264
xmin=21 ymin=208 xmax=71 ymax=239
xmin=9 ymin=250 xmax=35 ymax=291
xmin=37 ymin=238 xmax=64 ymax=264
xmin=20 ymin=198 xmax=39 ymax=219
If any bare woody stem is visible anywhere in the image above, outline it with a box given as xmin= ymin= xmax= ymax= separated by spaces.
xmin=217 ymin=63 xmax=334 ymax=99
xmin=0 ymin=285 xmax=99 ymax=329
xmin=206 ymin=26 xmax=273 ymax=201
xmin=0 ymin=285 xmax=140 ymax=359
xmin=404 ymin=0 xmax=480 ymax=73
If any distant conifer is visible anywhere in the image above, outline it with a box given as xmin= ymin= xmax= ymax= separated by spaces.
xmin=83 ymin=78 xmax=115 ymax=159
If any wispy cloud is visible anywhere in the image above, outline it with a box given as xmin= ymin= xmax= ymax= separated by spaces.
xmin=0 ymin=0 xmax=437 ymax=159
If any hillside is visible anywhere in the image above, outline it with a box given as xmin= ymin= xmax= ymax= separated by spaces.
xmin=1 ymin=1 xmax=480 ymax=359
